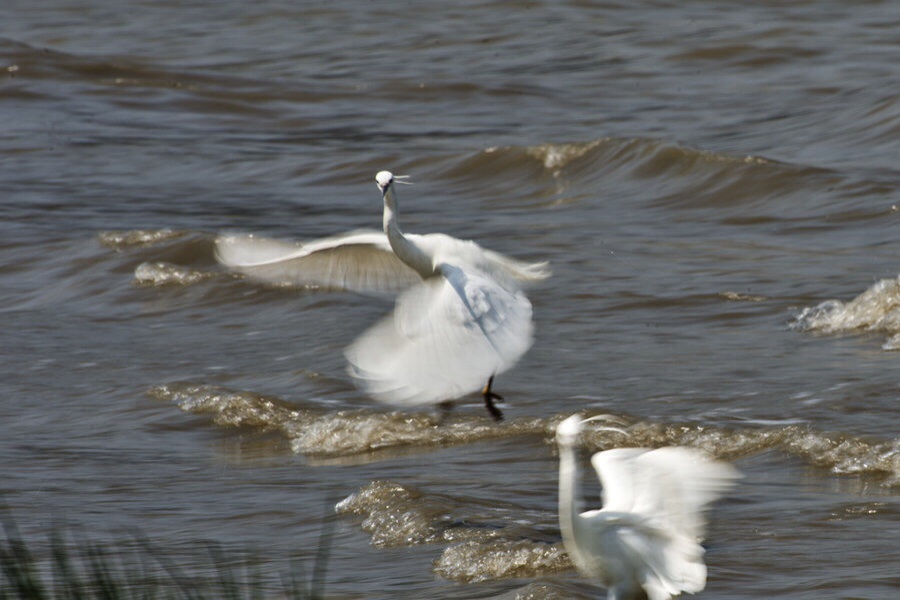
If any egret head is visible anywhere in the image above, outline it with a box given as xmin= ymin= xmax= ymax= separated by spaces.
xmin=555 ymin=414 xmax=584 ymax=447
xmin=375 ymin=170 xmax=394 ymax=193
xmin=556 ymin=413 xmax=629 ymax=447
xmin=375 ymin=171 xmax=411 ymax=196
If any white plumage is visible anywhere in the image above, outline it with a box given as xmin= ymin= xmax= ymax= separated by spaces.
xmin=215 ymin=171 xmax=549 ymax=420
xmin=555 ymin=415 xmax=739 ymax=600
xmin=214 ymin=230 xmax=420 ymax=293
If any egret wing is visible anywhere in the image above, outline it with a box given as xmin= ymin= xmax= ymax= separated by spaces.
xmin=591 ymin=447 xmax=738 ymax=538
xmin=345 ymin=263 xmax=534 ymax=406
xmin=582 ymin=448 xmax=721 ymax=600
xmin=617 ymin=525 xmax=707 ymax=600
xmin=423 ymin=233 xmax=551 ymax=289
xmin=589 ymin=448 xmax=652 ymax=514
xmin=214 ymin=232 xmax=420 ymax=293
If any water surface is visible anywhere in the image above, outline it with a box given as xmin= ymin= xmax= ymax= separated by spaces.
xmin=2 ymin=1 xmax=899 ymax=598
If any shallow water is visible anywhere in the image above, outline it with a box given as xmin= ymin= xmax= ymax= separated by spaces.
xmin=2 ymin=1 xmax=899 ymax=598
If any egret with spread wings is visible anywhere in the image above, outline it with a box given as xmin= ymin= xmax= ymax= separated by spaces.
xmin=215 ymin=171 xmax=549 ymax=420
xmin=555 ymin=414 xmax=739 ymax=599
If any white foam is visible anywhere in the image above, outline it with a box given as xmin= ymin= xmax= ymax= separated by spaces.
xmin=791 ymin=276 xmax=900 ymax=343
xmin=98 ymin=229 xmax=186 ymax=249
xmin=133 ymin=261 xmax=212 ymax=286
xmin=152 ymin=383 xmax=899 ymax=482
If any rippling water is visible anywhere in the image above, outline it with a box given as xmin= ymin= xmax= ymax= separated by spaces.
xmin=3 ymin=1 xmax=899 ymax=598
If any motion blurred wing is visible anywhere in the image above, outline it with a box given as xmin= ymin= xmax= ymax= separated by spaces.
xmin=591 ymin=447 xmax=738 ymax=539
xmin=423 ymin=233 xmax=551 ymax=289
xmin=589 ymin=448 xmax=652 ymax=514
xmin=345 ymin=263 xmax=534 ymax=406
xmin=617 ymin=526 xmax=708 ymax=600
xmin=588 ymin=447 xmax=737 ymax=600
xmin=214 ymin=232 xmax=420 ymax=293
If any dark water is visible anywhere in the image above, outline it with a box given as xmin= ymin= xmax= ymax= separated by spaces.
xmin=3 ymin=1 xmax=899 ymax=598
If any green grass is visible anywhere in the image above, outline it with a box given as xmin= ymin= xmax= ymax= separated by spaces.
xmin=0 ymin=514 xmax=332 ymax=600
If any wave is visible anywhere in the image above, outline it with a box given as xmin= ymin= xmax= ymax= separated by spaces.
xmin=98 ymin=229 xmax=189 ymax=250
xmin=440 ymin=136 xmax=867 ymax=218
xmin=438 ymin=137 xmax=895 ymax=230
xmin=445 ymin=138 xmax=790 ymax=192
xmin=1 ymin=38 xmax=289 ymax=106
xmin=98 ymin=230 xmax=226 ymax=289
xmin=132 ymin=261 xmax=215 ymax=286
xmin=434 ymin=539 xmax=569 ymax=584
xmin=467 ymin=138 xmax=807 ymax=184
xmin=335 ymin=479 xmax=570 ymax=584
xmin=790 ymin=275 xmax=900 ymax=350
xmin=151 ymin=382 xmax=899 ymax=483
xmin=0 ymin=231 xmax=215 ymax=314
xmin=149 ymin=383 xmax=547 ymax=460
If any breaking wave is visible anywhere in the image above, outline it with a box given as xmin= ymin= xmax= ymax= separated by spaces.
xmin=98 ymin=229 xmax=226 ymax=289
xmin=98 ymin=229 xmax=189 ymax=250
xmin=446 ymin=137 xmax=845 ymax=214
xmin=133 ymin=261 xmax=214 ymax=286
xmin=434 ymin=539 xmax=570 ymax=584
xmin=335 ymin=480 xmax=570 ymax=583
xmin=149 ymin=383 xmax=547 ymax=459
xmin=151 ymin=382 xmax=899 ymax=482
xmin=791 ymin=275 xmax=900 ymax=350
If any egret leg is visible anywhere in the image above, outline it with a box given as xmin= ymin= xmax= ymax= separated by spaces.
xmin=482 ymin=375 xmax=504 ymax=422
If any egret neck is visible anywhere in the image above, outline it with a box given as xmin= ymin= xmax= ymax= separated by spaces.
xmin=557 ymin=431 xmax=591 ymax=575
xmin=380 ymin=176 xmax=432 ymax=278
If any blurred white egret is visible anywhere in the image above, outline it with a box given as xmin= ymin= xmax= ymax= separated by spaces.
xmin=215 ymin=171 xmax=549 ymax=420
xmin=555 ymin=414 xmax=739 ymax=600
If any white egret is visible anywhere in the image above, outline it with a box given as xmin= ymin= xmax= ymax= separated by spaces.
xmin=555 ymin=414 xmax=739 ymax=600
xmin=214 ymin=171 xmax=549 ymax=420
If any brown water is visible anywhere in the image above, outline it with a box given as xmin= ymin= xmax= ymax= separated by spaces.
xmin=2 ymin=1 xmax=899 ymax=598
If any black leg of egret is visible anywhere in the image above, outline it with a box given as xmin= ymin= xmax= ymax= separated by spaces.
xmin=482 ymin=375 xmax=504 ymax=422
